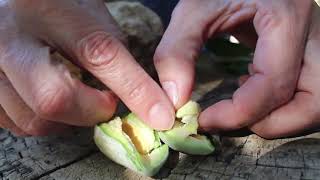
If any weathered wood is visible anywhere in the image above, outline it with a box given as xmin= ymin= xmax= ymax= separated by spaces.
xmin=38 ymin=153 xmax=151 ymax=180
xmin=163 ymin=134 xmax=320 ymax=180
xmin=23 ymin=132 xmax=320 ymax=180
xmin=0 ymin=128 xmax=96 ymax=180
xmin=1 ymin=78 xmax=320 ymax=180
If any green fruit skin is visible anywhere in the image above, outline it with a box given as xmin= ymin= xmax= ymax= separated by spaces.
xmin=141 ymin=143 xmax=169 ymax=176
xmin=94 ymin=126 xmax=140 ymax=171
xmin=94 ymin=100 xmax=215 ymax=176
xmin=159 ymin=131 xmax=214 ymax=155
xmin=159 ymin=101 xmax=215 ymax=155
xmin=123 ymin=113 xmax=161 ymax=150
xmin=176 ymin=101 xmax=200 ymax=118
xmin=94 ymin=122 xmax=169 ymax=176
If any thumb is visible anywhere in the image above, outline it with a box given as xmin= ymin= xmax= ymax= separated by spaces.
xmin=154 ymin=0 xmax=204 ymax=109
xmin=154 ymin=0 xmax=252 ymax=109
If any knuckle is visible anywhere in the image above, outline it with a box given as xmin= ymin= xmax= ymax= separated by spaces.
xmin=173 ymin=0 xmax=197 ymax=14
xmin=226 ymin=104 xmax=254 ymax=130
xmin=126 ymin=77 xmax=149 ymax=105
xmin=255 ymin=130 xmax=278 ymax=140
xmin=22 ymin=126 xmax=41 ymax=136
xmin=154 ymin=49 xmax=180 ymax=66
xmin=78 ymin=31 xmax=121 ymax=68
xmin=129 ymin=79 xmax=147 ymax=100
xmin=226 ymin=118 xmax=248 ymax=130
xmin=171 ymin=1 xmax=184 ymax=18
xmin=25 ymin=128 xmax=48 ymax=136
xmin=154 ymin=43 xmax=197 ymax=67
xmin=251 ymin=116 xmax=279 ymax=140
xmin=254 ymin=6 xmax=282 ymax=31
xmin=0 ymin=72 xmax=11 ymax=87
xmin=33 ymin=84 xmax=72 ymax=119
xmin=18 ymin=116 xmax=54 ymax=136
xmin=271 ymin=79 xmax=295 ymax=104
xmin=12 ymin=131 xmax=29 ymax=137
xmin=17 ymin=120 xmax=41 ymax=136
xmin=153 ymin=48 xmax=168 ymax=65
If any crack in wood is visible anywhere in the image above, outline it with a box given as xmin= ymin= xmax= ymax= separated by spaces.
xmin=0 ymin=128 xmax=96 ymax=180
xmin=17 ymin=152 xmax=22 ymax=159
xmin=254 ymin=163 xmax=320 ymax=170
xmin=31 ymin=151 xmax=98 ymax=180
xmin=9 ymin=132 xmax=319 ymax=180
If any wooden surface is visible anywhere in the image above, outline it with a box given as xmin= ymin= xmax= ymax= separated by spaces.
xmin=2 ymin=125 xmax=320 ymax=180
xmin=1 ymin=77 xmax=320 ymax=180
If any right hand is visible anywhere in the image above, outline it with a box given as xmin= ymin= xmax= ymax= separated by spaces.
xmin=154 ymin=0 xmax=317 ymax=138
xmin=0 ymin=0 xmax=175 ymax=136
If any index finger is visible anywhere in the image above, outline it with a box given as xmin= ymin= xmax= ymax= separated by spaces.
xmin=199 ymin=0 xmax=313 ymax=131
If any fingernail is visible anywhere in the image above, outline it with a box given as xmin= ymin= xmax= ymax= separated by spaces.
xmin=149 ymin=103 xmax=175 ymax=130
xmin=162 ymin=81 xmax=178 ymax=106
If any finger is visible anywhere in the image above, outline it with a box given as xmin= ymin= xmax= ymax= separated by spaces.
xmin=24 ymin=0 xmax=175 ymax=130
xmin=200 ymin=0 xmax=313 ymax=131
xmin=249 ymin=92 xmax=319 ymax=139
xmin=0 ymin=71 xmax=70 ymax=136
xmin=154 ymin=0 xmax=210 ymax=109
xmin=238 ymin=75 xmax=250 ymax=87
xmin=153 ymin=12 xmax=197 ymax=108
xmin=0 ymin=37 xmax=117 ymax=127
xmin=68 ymin=0 xmax=126 ymax=44
xmin=247 ymin=63 xmax=254 ymax=75
xmin=252 ymin=19 xmax=320 ymax=139
xmin=153 ymin=0 xmax=258 ymax=109
xmin=238 ymin=63 xmax=254 ymax=86
xmin=0 ymin=106 xmax=27 ymax=136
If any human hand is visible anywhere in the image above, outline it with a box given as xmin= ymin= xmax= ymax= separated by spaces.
xmin=154 ymin=0 xmax=319 ymax=139
xmin=0 ymin=0 xmax=175 ymax=136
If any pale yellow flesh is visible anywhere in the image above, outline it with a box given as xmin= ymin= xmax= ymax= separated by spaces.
xmin=94 ymin=115 xmax=169 ymax=176
xmin=95 ymin=101 xmax=214 ymax=177
xmin=159 ymin=101 xmax=215 ymax=155
xmin=122 ymin=120 xmax=153 ymax=154
xmin=122 ymin=114 xmax=157 ymax=155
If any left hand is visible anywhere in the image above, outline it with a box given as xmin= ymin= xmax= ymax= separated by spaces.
xmin=0 ymin=0 xmax=175 ymax=136
xmin=154 ymin=0 xmax=320 ymax=139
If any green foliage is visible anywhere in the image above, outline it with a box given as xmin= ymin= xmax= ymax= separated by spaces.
xmin=201 ymin=37 xmax=253 ymax=76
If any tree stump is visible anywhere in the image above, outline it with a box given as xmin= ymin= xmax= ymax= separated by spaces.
xmin=1 ymin=78 xmax=320 ymax=180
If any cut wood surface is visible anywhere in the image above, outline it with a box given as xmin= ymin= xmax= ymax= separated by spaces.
xmin=2 ymin=124 xmax=320 ymax=180
xmin=1 ymin=78 xmax=320 ymax=180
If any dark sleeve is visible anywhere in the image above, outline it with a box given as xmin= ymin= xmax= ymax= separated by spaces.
xmin=139 ymin=0 xmax=179 ymax=27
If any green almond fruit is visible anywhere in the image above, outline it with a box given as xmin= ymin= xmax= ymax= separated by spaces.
xmin=159 ymin=101 xmax=215 ymax=155
xmin=94 ymin=115 xmax=169 ymax=176
xmin=94 ymin=101 xmax=215 ymax=176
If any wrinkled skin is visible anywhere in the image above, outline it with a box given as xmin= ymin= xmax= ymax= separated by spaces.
xmin=2 ymin=0 xmax=320 ymax=140
xmin=0 ymin=0 xmax=175 ymax=136
xmin=154 ymin=0 xmax=320 ymax=139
